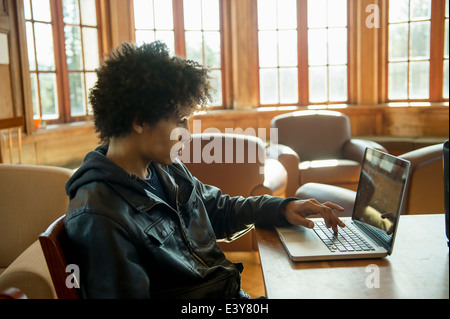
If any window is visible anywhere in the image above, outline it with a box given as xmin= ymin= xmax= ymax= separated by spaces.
xmin=387 ymin=0 xmax=448 ymax=102
xmin=257 ymin=0 xmax=348 ymax=106
xmin=133 ymin=0 xmax=223 ymax=108
xmin=24 ymin=0 xmax=101 ymax=123
xmin=183 ymin=0 xmax=222 ymax=107
xmin=307 ymin=0 xmax=348 ymax=104
xmin=133 ymin=0 xmax=175 ymax=54
xmin=257 ymin=0 xmax=298 ymax=105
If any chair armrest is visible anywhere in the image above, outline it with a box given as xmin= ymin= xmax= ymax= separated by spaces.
xmin=267 ymin=144 xmax=300 ymax=197
xmin=343 ymin=139 xmax=388 ymax=163
xmin=260 ymin=158 xmax=288 ymax=197
xmin=295 ymin=182 xmax=356 ymax=217
xmin=0 ymin=241 xmax=56 ymax=299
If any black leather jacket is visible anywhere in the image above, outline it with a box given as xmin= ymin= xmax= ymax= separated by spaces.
xmin=65 ymin=145 xmax=290 ymax=298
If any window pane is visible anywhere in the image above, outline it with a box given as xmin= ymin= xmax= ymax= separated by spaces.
xmin=85 ymin=72 xmax=97 ymax=114
xmin=410 ymin=21 xmax=430 ymax=60
xmin=155 ymin=31 xmax=175 ymax=54
xmin=25 ymin=22 xmax=36 ymax=71
xmin=388 ymin=62 xmax=408 ymax=100
xmin=389 ymin=0 xmax=410 ymax=23
xmin=39 ymin=73 xmax=58 ymax=119
xmin=327 ymin=0 xmax=347 ymax=27
xmin=136 ymin=30 xmax=155 ymax=45
xmin=410 ymin=0 xmax=431 ymax=20
xmin=30 ymin=73 xmax=39 ymax=118
xmin=184 ymin=0 xmax=202 ymax=30
xmin=31 ymin=0 xmax=52 ymax=22
xmin=389 ymin=23 xmax=409 ymax=61
xmin=80 ymin=0 xmax=97 ymax=26
xmin=34 ymin=23 xmax=55 ymax=71
xmin=83 ymin=27 xmax=99 ymax=70
xmin=258 ymin=0 xmax=277 ymax=30
xmin=185 ymin=31 xmax=203 ymax=64
xmin=329 ymin=65 xmax=347 ymax=101
xmin=202 ymin=0 xmax=220 ymax=31
xmin=328 ymin=28 xmax=347 ymax=65
xmin=260 ymin=68 xmax=278 ymax=104
xmin=309 ymin=66 xmax=327 ymax=102
xmin=444 ymin=60 xmax=449 ymax=99
xmin=209 ymin=69 xmax=222 ymax=106
xmin=409 ymin=61 xmax=429 ymax=99
xmin=278 ymin=30 xmax=297 ymax=67
xmin=69 ymin=72 xmax=86 ymax=116
xmin=134 ymin=0 xmax=154 ymax=29
xmin=65 ymin=25 xmax=82 ymax=71
xmin=308 ymin=29 xmax=327 ymax=66
xmin=24 ymin=0 xmax=32 ymax=20
xmin=153 ymin=0 xmax=173 ymax=29
xmin=279 ymin=68 xmax=298 ymax=103
xmin=277 ymin=0 xmax=297 ymax=30
xmin=204 ymin=31 xmax=221 ymax=68
xmin=308 ymin=0 xmax=327 ymax=28
xmin=258 ymin=31 xmax=278 ymax=67
xmin=445 ymin=19 xmax=449 ymax=58
xmin=62 ymin=0 xmax=80 ymax=24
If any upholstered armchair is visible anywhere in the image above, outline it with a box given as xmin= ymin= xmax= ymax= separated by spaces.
xmin=0 ymin=164 xmax=73 ymax=298
xmin=270 ymin=110 xmax=387 ymax=197
xmin=180 ymin=133 xmax=288 ymax=251
xmin=181 ymin=133 xmax=287 ymax=197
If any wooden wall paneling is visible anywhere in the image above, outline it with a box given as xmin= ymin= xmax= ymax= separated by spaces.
xmin=354 ymin=0 xmax=381 ymax=105
xmin=0 ymin=0 xmax=24 ymax=121
xmin=230 ymin=0 xmax=259 ymax=109
xmin=109 ymin=0 xmax=134 ymax=48
xmin=429 ymin=0 xmax=446 ymax=101
xmin=0 ymin=63 xmax=14 ymax=118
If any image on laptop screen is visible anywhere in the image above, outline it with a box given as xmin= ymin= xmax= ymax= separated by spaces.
xmin=352 ymin=148 xmax=410 ymax=253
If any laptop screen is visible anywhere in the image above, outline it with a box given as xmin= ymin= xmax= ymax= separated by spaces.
xmin=352 ymin=148 xmax=410 ymax=253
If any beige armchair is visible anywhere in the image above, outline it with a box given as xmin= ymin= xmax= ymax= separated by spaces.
xmin=0 ymin=164 xmax=73 ymax=298
xmin=180 ymin=133 xmax=287 ymax=251
xmin=295 ymin=143 xmax=446 ymax=216
xmin=181 ymin=133 xmax=287 ymax=197
xmin=271 ymin=110 xmax=387 ymax=196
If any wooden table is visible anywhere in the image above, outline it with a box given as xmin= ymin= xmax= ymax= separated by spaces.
xmin=255 ymin=214 xmax=449 ymax=299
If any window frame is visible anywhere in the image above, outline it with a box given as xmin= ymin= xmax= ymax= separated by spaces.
xmin=255 ymin=0 xmax=351 ymax=107
xmin=22 ymin=0 xmax=103 ymax=125
xmin=384 ymin=0 xmax=449 ymax=103
xmin=131 ymin=0 xmax=228 ymax=110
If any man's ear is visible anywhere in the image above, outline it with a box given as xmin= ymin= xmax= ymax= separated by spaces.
xmin=132 ymin=119 xmax=145 ymax=134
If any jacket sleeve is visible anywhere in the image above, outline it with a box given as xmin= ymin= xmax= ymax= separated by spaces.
xmin=190 ymin=173 xmax=293 ymax=241
xmin=65 ymin=212 xmax=151 ymax=299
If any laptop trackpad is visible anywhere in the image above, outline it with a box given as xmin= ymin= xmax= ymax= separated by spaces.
xmin=277 ymin=226 xmax=330 ymax=256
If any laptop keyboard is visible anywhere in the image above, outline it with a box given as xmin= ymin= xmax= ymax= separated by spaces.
xmin=313 ymin=221 xmax=375 ymax=253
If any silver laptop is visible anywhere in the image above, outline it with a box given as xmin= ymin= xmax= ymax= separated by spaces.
xmin=276 ymin=148 xmax=411 ymax=262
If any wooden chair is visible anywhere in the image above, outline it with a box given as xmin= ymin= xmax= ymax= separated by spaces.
xmin=39 ymin=215 xmax=80 ymax=299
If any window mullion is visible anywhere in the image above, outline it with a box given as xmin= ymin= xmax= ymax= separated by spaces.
xmin=173 ymin=0 xmax=186 ymax=57
xmin=298 ymin=0 xmax=309 ymax=105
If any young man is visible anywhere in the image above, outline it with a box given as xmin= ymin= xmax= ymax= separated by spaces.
xmin=65 ymin=41 xmax=345 ymax=299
